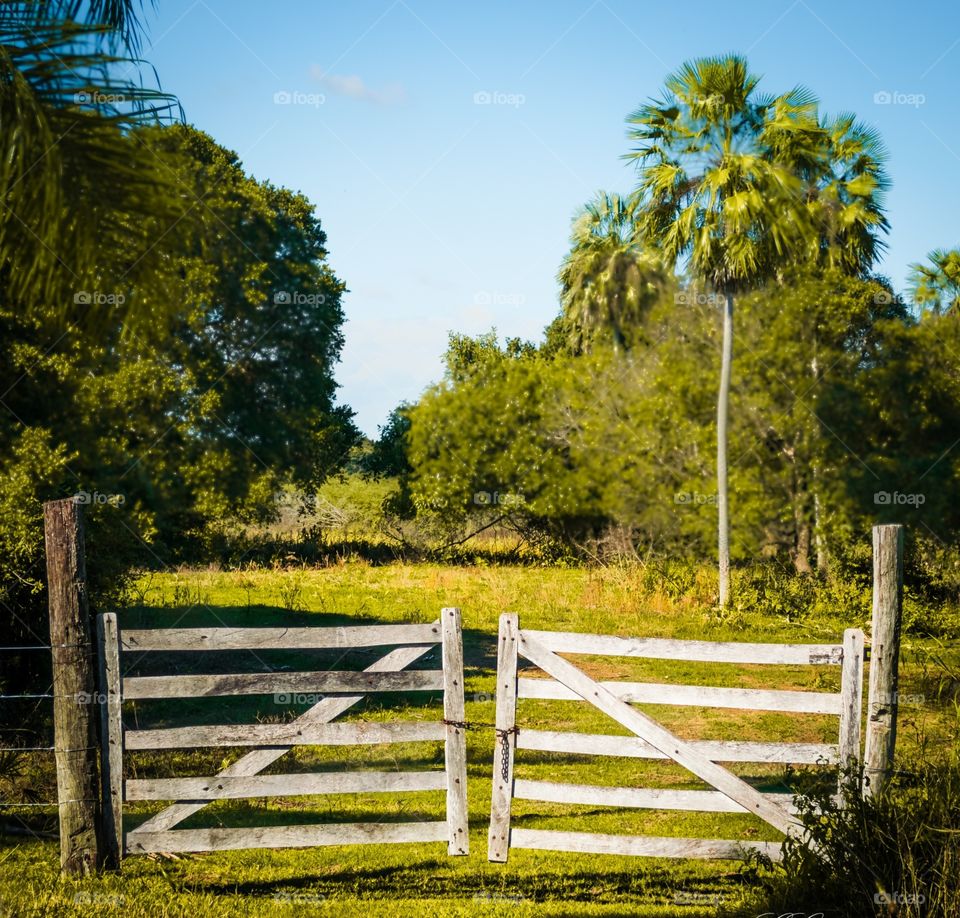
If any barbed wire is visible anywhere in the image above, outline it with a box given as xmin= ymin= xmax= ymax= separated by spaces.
xmin=0 ymin=800 xmax=97 ymax=808
xmin=0 ymin=643 xmax=91 ymax=651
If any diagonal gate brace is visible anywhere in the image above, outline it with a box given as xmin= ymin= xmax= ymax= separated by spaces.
xmin=129 ymin=637 xmax=438 ymax=836
xmin=518 ymin=631 xmax=798 ymax=837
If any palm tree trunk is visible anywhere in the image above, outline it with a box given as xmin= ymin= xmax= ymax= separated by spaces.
xmin=717 ymin=291 xmax=733 ymax=606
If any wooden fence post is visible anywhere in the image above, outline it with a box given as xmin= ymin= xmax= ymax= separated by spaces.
xmin=864 ymin=524 xmax=904 ymax=797
xmin=97 ymin=612 xmax=123 ymax=866
xmin=440 ymin=607 xmax=469 ymax=855
xmin=44 ymin=498 xmax=101 ymax=873
xmin=487 ymin=612 xmax=518 ymax=862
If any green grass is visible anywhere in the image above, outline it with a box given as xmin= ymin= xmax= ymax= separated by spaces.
xmin=2 ymin=562 xmax=957 ymax=916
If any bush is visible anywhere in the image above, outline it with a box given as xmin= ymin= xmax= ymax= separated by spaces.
xmin=728 ymin=742 xmax=960 ymax=917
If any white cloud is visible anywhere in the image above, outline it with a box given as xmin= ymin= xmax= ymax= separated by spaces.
xmin=310 ymin=67 xmax=407 ymax=105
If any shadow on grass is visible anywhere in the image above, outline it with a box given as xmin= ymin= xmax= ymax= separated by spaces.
xmin=175 ymin=858 xmax=751 ymax=906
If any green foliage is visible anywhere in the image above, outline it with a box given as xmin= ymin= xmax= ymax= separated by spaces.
xmin=556 ymin=192 xmax=673 ymax=353
xmin=0 ymin=1 xmax=182 ymax=318
xmin=908 ymin=248 xmax=960 ymax=315
xmin=727 ymin=751 xmax=960 ymax=917
xmin=0 ymin=123 xmax=358 ymax=687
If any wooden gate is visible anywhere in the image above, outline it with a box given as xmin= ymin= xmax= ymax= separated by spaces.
xmin=488 ymin=614 xmax=864 ymax=862
xmin=96 ymin=608 xmax=468 ymax=859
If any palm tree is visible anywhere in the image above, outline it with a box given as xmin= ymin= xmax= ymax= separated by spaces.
xmin=557 ymin=192 xmax=668 ymax=354
xmin=0 ymin=1 xmax=180 ymax=318
xmin=908 ymin=248 xmax=960 ymax=315
xmin=799 ymin=113 xmax=889 ymax=574
xmin=627 ymin=55 xmax=823 ymax=606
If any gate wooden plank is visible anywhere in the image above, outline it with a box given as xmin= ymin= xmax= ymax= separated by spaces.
xmin=121 ymin=623 xmax=440 ymax=652
xmin=521 ymin=631 xmax=843 ymax=665
xmin=125 ymin=720 xmax=445 ymax=750
xmin=441 ymin=607 xmax=469 ymax=855
xmin=517 ymin=730 xmax=838 ymax=764
xmin=123 ymin=669 xmax=443 ymax=699
xmin=518 ymin=678 xmax=842 ymax=714
xmin=510 ymin=828 xmax=783 ymax=861
xmin=518 ymin=631 xmax=797 ymax=837
xmin=126 ymin=821 xmax=448 ymax=854
xmin=96 ymin=613 xmax=123 ymax=865
xmin=487 ymin=613 xmax=519 ymax=863
xmin=838 ymin=628 xmax=865 ymax=786
xmin=130 ymin=640 xmax=436 ymax=835
xmin=514 ymin=779 xmax=798 ymax=813
xmin=126 ymin=770 xmax=445 ymax=800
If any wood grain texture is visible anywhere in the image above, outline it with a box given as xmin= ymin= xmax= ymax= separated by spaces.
xmin=521 ymin=631 xmax=842 ymax=665
xmin=96 ymin=613 xmax=123 ymax=866
xmin=487 ymin=613 xmax=519 ymax=863
xmin=510 ymin=828 xmax=783 ymax=861
xmin=125 ymin=719 xmax=446 ymax=750
xmin=441 ymin=607 xmax=469 ymax=855
xmin=518 ymin=677 xmax=841 ymax=714
xmin=125 ymin=770 xmax=445 ymax=801
xmin=516 ymin=730 xmax=839 ymax=764
xmin=123 ymin=668 xmax=443 ymax=700
xmin=120 ymin=623 xmax=440 ymax=652
xmin=126 ymin=821 xmax=448 ymax=854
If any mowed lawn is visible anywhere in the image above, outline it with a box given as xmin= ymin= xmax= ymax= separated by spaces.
xmin=2 ymin=563 xmax=956 ymax=917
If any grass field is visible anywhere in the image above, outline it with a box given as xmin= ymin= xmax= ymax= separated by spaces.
xmin=2 ymin=562 xmax=957 ymax=917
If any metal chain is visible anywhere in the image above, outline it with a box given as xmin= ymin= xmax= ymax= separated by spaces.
xmin=496 ymin=726 xmax=519 ymax=782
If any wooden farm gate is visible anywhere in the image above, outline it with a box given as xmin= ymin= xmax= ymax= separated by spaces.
xmin=96 ymin=608 xmax=469 ymax=858
xmin=488 ymin=614 xmax=865 ymax=862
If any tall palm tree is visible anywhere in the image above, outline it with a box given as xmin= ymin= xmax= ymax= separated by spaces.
xmin=908 ymin=248 xmax=960 ymax=315
xmin=799 ymin=113 xmax=889 ymax=574
xmin=0 ymin=1 xmax=180 ymax=319
xmin=806 ymin=114 xmax=889 ymax=273
xmin=627 ymin=55 xmax=823 ymax=606
xmin=557 ymin=191 xmax=668 ymax=353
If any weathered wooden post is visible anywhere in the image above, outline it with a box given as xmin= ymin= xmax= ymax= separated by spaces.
xmin=44 ymin=498 xmax=101 ymax=873
xmin=864 ymin=523 xmax=904 ymax=797
xmin=487 ymin=612 xmax=519 ymax=862
xmin=440 ymin=607 xmax=469 ymax=856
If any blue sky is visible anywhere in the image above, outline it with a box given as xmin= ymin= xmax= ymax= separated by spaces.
xmin=141 ymin=0 xmax=960 ymax=436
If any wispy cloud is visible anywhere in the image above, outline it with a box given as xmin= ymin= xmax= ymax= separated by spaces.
xmin=310 ymin=67 xmax=407 ymax=105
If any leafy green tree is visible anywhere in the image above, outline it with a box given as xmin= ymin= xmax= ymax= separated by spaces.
xmin=909 ymin=248 xmax=960 ymax=314
xmin=0 ymin=125 xmax=357 ymax=686
xmin=628 ymin=55 xmax=824 ymax=604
